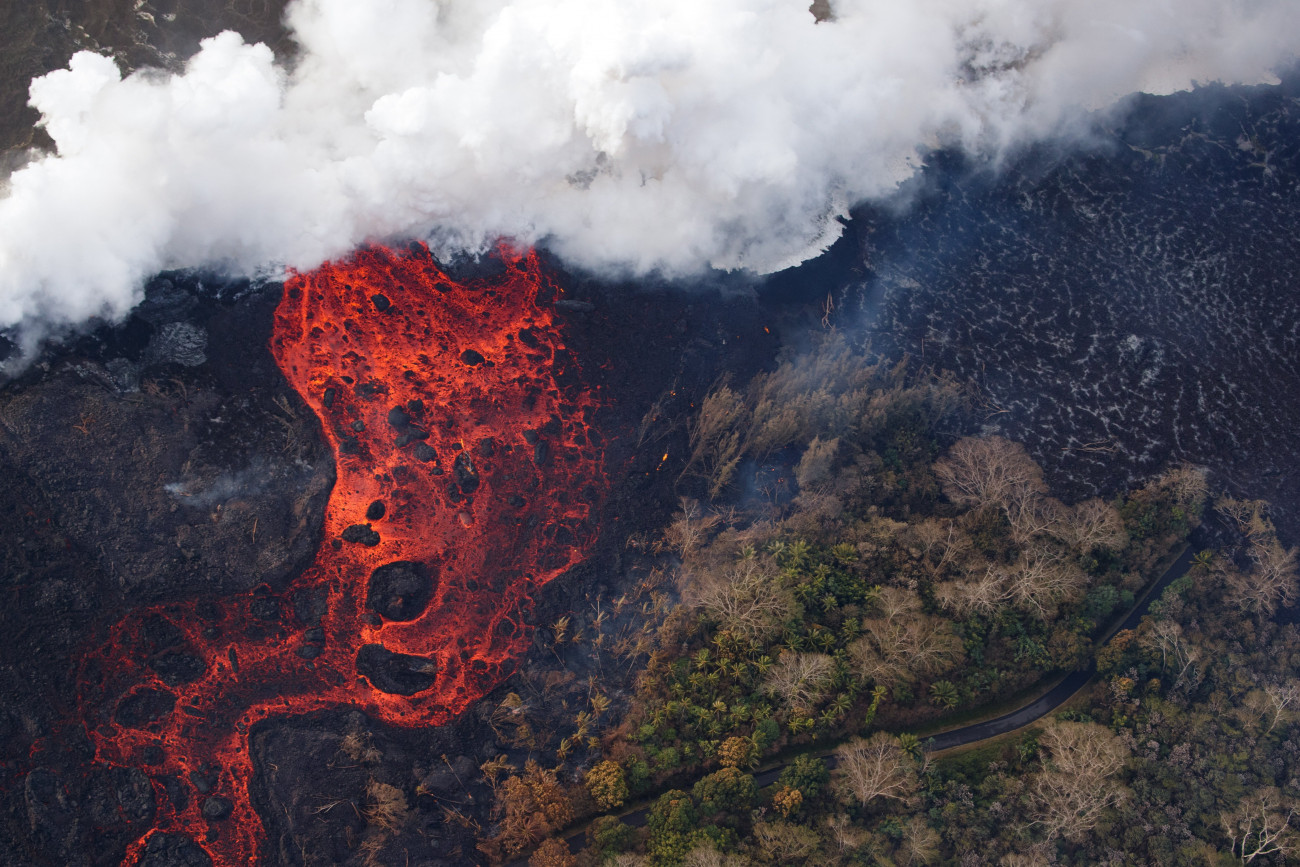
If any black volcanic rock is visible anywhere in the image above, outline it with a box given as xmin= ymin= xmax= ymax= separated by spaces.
xmin=452 ymin=452 xmax=478 ymax=492
xmin=140 ymin=832 xmax=212 ymax=867
xmin=201 ymin=796 xmax=233 ymax=820
xmin=355 ymin=644 xmax=438 ymax=695
xmin=114 ymin=687 xmax=177 ymax=728
xmin=23 ymin=768 xmax=76 ymax=857
xmin=419 ymin=754 xmax=477 ymax=795
xmin=189 ymin=766 xmax=218 ymax=794
xmin=149 ymin=651 xmax=206 ymax=686
xmin=366 ymin=561 xmax=436 ymax=621
xmin=0 ymin=285 xmax=334 ymax=605
xmin=842 ymin=80 xmax=1300 ymax=539
xmin=114 ymin=766 xmax=156 ymax=824
xmin=341 ymin=523 xmax=381 ymax=546
xmin=249 ymin=593 xmax=280 ymax=620
xmin=292 ymin=586 xmax=328 ymax=625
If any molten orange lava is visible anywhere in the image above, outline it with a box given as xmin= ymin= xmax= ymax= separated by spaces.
xmin=72 ymin=244 xmax=606 ymax=864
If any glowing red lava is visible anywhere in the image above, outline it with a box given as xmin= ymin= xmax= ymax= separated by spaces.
xmin=72 ymin=244 xmax=606 ymax=864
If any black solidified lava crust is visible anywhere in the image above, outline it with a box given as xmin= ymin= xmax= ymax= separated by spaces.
xmin=355 ymin=644 xmax=439 ymax=695
xmin=837 ymin=76 xmax=1300 ymax=540
xmin=366 ymin=561 xmax=436 ymax=621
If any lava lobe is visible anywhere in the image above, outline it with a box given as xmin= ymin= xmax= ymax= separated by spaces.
xmin=67 ymin=244 xmax=606 ymax=865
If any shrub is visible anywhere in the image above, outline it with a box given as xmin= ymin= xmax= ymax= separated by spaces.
xmin=717 ymin=736 xmax=757 ymax=769
xmin=363 ymin=779 xmax=409 ymax=832
xmin=772 ymin=785 xmax=804 ymax=817
xmin=585 ymin=760 xmax=629 ymax=810
xmin=778 ymin=755 xmax=830 ymax=800
xmin=587 ymin=815 xmax=634 ymax=858
xmin=529 ymin=837 xmax=577 ymax=867
xmin=692 ymin=767 xmax=756 ymax=816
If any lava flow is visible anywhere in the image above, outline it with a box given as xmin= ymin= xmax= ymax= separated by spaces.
xmin=71 ymin=244 xmax=607 ymax=864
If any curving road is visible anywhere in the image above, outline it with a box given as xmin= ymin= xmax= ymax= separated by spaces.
xmin=514 ymin=540 xmax=1200 ymax=861
xmin=920 ymin=542 xmax=1195 ymax=753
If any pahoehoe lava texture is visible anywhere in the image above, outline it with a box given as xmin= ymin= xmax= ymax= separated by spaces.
xmin=850 ymin=77 xmax=1300 ymax=539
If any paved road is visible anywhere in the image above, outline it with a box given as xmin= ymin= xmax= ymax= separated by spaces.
xmin=517 ymin=540 xmax=1201 ymax=861
xmin=923 ymin=542 xmax=1196 ymax=752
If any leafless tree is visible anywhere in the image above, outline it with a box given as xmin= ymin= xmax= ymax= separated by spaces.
xmin=687 ymin=558 xmax=793 ymax=641
xmin=1217 ymin=538 xmax=1299 ymax=617
xmin=1006 ymin=493 xmax=1067 ymax=547
xmin=607 ymin=856 xmax=649 ymax=867
xmin=934 ymin=436 xmax=1046 ymax=512
xmin=909 ymin=518 xmax=971 ymax=581
xmin=834 ymin=732 xmax=919 ymax=806
xmin=896 ymin=815 xmax=941 ymax=866
xmin=1245 ymin=680 xmax=1300 ymax=735
xmin=1218 ymin=496 xmax=1266 ymax=537
xmin=850 ymin=587 xmax=963 ymax=686
xmin=935 ymin=546 xmax=1084 ymax=621
xmin=748 ymin=820 xmax=821 ymax=864
xmin=1140 ymin=618 xmax=1202 ymax=690
xmin=763 ymin=651 xmax=835 ymax=712
xmin=1221 ymin=788 xmax=1299 ymax=863
xmin=1212 ymin=498 xmax=1299 ymax=616
xmin=681 ymin=842 xmax=751 ymax=867
xmin=1028 ymin=720 xmax=1129 ymax=843
xmin=824 ymin=813 xmax=866 ymax=857
xmin=935 ymin=566 xmax=1009 ymax=618
xmin=1058 ymin=498 xmax=1127 ymax=553
xmin=683 ymin=385 xmax=747 ymax=497
xmin=1006 ymin=545 xmax=1087 ymax=620
xmin=663 ymin=498 xmax=723 ymax=557
xmin=1158 ymin=465 xmax=1209 ymax=511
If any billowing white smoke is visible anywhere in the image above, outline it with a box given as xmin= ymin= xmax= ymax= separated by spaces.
xmin=1 ymin=0 xmax=1297 ymax=352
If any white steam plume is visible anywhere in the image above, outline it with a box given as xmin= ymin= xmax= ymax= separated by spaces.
xmin=1 ymin=0 xmax=1297 ymax=351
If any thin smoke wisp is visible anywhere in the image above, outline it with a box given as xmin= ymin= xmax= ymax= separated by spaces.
xmin=0 ymin=0 xmax=1297 ymax=355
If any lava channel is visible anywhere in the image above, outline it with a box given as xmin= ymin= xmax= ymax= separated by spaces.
xmin=71 ymin=244 xmax=607 ymax=865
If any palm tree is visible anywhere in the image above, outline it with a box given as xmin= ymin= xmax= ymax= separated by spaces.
xmin=929 ymin=680 xmax=959 ymax=710
xmin=897 ymin=732 xmax=922 ymax=759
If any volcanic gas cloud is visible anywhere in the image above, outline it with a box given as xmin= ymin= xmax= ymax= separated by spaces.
xmin=70 ymin=244 xmax=606 ymax=864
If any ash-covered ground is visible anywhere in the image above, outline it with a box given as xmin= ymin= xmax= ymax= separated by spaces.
xmin=841 ymin=74 xmax=1300 ymax=541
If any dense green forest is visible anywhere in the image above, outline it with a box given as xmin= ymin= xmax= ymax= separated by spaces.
xmin=470 ymin=334 xmax=1299 ymax=867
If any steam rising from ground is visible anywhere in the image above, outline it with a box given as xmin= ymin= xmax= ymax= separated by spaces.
xmin=0 ymin=0 xmax=1297 ymax=353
